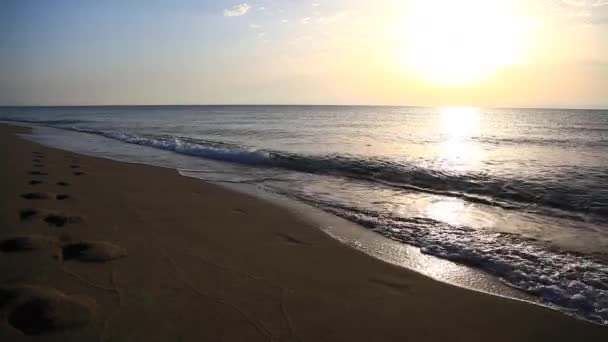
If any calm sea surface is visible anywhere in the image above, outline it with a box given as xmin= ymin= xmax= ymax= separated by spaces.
xmin=2 ymin=105 xmax=607 ymax=324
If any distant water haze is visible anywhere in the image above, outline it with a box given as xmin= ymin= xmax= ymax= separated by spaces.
xmin=2 ymin=105 xmax=608 ymax=324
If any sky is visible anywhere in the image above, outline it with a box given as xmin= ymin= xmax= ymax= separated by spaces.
xmin=0 ymin=0 xmax=607 ymax=108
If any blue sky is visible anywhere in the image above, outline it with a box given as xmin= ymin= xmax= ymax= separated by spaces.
xmin=1 ymin=0 xmax=607 ymax=107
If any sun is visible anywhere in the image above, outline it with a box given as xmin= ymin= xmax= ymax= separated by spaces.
xmin=397 ymin=0 xmax=531 ymax=85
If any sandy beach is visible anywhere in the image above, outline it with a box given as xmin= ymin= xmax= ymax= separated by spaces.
xmin=0 ymin=123 xmax=606 ymax=341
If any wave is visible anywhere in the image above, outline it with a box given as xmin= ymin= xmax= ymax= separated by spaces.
xmin=73 ymin=128 xmax=270 ymax=165
xmin=74 ymin=128 xmax=607 ymax=221
xmin=473 ymin=136 xmax=608 ymax=148
xmin=283 ymin=193 xmax=608 ymax=325
xmin=7 ymin=119 xmax=608 ymax=223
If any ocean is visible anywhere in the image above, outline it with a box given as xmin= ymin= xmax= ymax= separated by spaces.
xmin=2 ymin=105 xmax=607 ymax=324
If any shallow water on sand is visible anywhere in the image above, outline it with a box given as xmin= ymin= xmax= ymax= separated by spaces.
xmin=2 ymin=105 xmax=608 ymax=324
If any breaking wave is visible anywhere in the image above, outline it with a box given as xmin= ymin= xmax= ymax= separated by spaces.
xmin=57 ymin=127 xmax=608 ymax=224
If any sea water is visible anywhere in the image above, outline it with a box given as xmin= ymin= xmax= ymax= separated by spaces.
xmin=2 ymin=105 xmax=607 ymax=324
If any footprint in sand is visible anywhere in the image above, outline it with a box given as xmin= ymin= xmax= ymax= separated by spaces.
xmin=21 ymin=192 xmax=70 ymax=201
xmin=61 ymin=241 xmax=127 ymax=262
xmin=0 ymin=235 xmax=58 ymax=253
xmin=44 ymin=213 xmax=83 ymax=227
xmin=19 ymin=208 xmax=83 ymax=227
xmin=0 ymin=285 xmax=95 ymax=335
xmin=276 ymin=233 xmax=309 ymax=245
xmin=19 ymin=208 xmax=39 ymax=220
xmin=21 ymin=192 xmax=53 ymax=200
xmin=368 ymin=277 xmax=412 ymax=295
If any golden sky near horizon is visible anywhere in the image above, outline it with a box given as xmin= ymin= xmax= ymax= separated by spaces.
xmin=0 ymin=0 xmax=607 ymax=107
xmin=277 ymin=0 xmax=608 ymax=108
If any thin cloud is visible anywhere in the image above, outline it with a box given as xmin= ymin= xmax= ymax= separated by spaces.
xmin=223 ymin=3 xmax=251 ymax=17
xmin=317 ymin=11 xmax=349 ymax=24
xmin=559 ymin=0 xmax=608 ymax=24
xmin=300 ymin=17 xmax=311 ymax=24
xmin=561 ymin=0 xmax=608 ymax=7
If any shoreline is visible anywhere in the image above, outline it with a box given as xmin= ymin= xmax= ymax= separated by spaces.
xmin=10 ymin=123 xmax=542 ymax=304
xmin=19 ymin=121 xmax=534 ymax=300
xmin=216 ymin=181 xmax=537 ymax=301
xmin=1 ymin=123 xmax=606 ymax=341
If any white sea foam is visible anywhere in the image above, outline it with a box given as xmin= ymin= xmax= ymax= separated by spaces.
xmin=309 ymin=201 xmax=608 ymax=325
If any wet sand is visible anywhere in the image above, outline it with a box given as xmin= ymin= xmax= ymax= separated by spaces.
xmin=0 ymin=123 xmax=606 ymax=341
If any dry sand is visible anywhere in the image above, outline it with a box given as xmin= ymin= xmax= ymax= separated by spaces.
xmin=0 ymin=123 xmax=606 ymax=341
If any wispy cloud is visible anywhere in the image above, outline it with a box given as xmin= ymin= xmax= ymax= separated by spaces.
xmin=559 ymin=0 xmax=608 ymax=24
xmin=561 ymin=0 xmax=608 ymax=8
xmin=257 ymin=32 xmax=269 ymax=43
xmin=223 ymin=3 xmax=251 ymax=17
xmin=300 ymin=17 xmax=311 ymax=24
xmin=317 ymin=11 xmax=349 ymax=24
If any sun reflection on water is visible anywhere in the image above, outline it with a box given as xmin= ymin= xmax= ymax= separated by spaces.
xmin=425 ymin=107 xmax=484 ymax=227
xmin=440 ymin=106 xmax=480 ymax=137
xmin=425 ymin=198 xmax=466 ymax=226
xmin=438 ymin=106 xmax=482 ymax=170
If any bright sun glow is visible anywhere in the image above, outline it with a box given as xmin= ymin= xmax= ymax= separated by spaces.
xmin=399 ymin=0 xmax=531 ymax=85
xmin=439 ymin=106 xmax=482 ymax=170
xmin=440 ymin=106 xmax=480 ymax=138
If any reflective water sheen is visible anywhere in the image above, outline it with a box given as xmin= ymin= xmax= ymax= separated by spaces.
xmin=1 ymin=105 xmax=607 ymax=324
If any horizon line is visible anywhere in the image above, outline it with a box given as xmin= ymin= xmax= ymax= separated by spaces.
xmin=0 ymin=103 xmax=607 ymax=111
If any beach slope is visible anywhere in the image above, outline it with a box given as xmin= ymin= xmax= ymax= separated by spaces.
xmin=0 ymin=123 xmax=606 ymax=341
